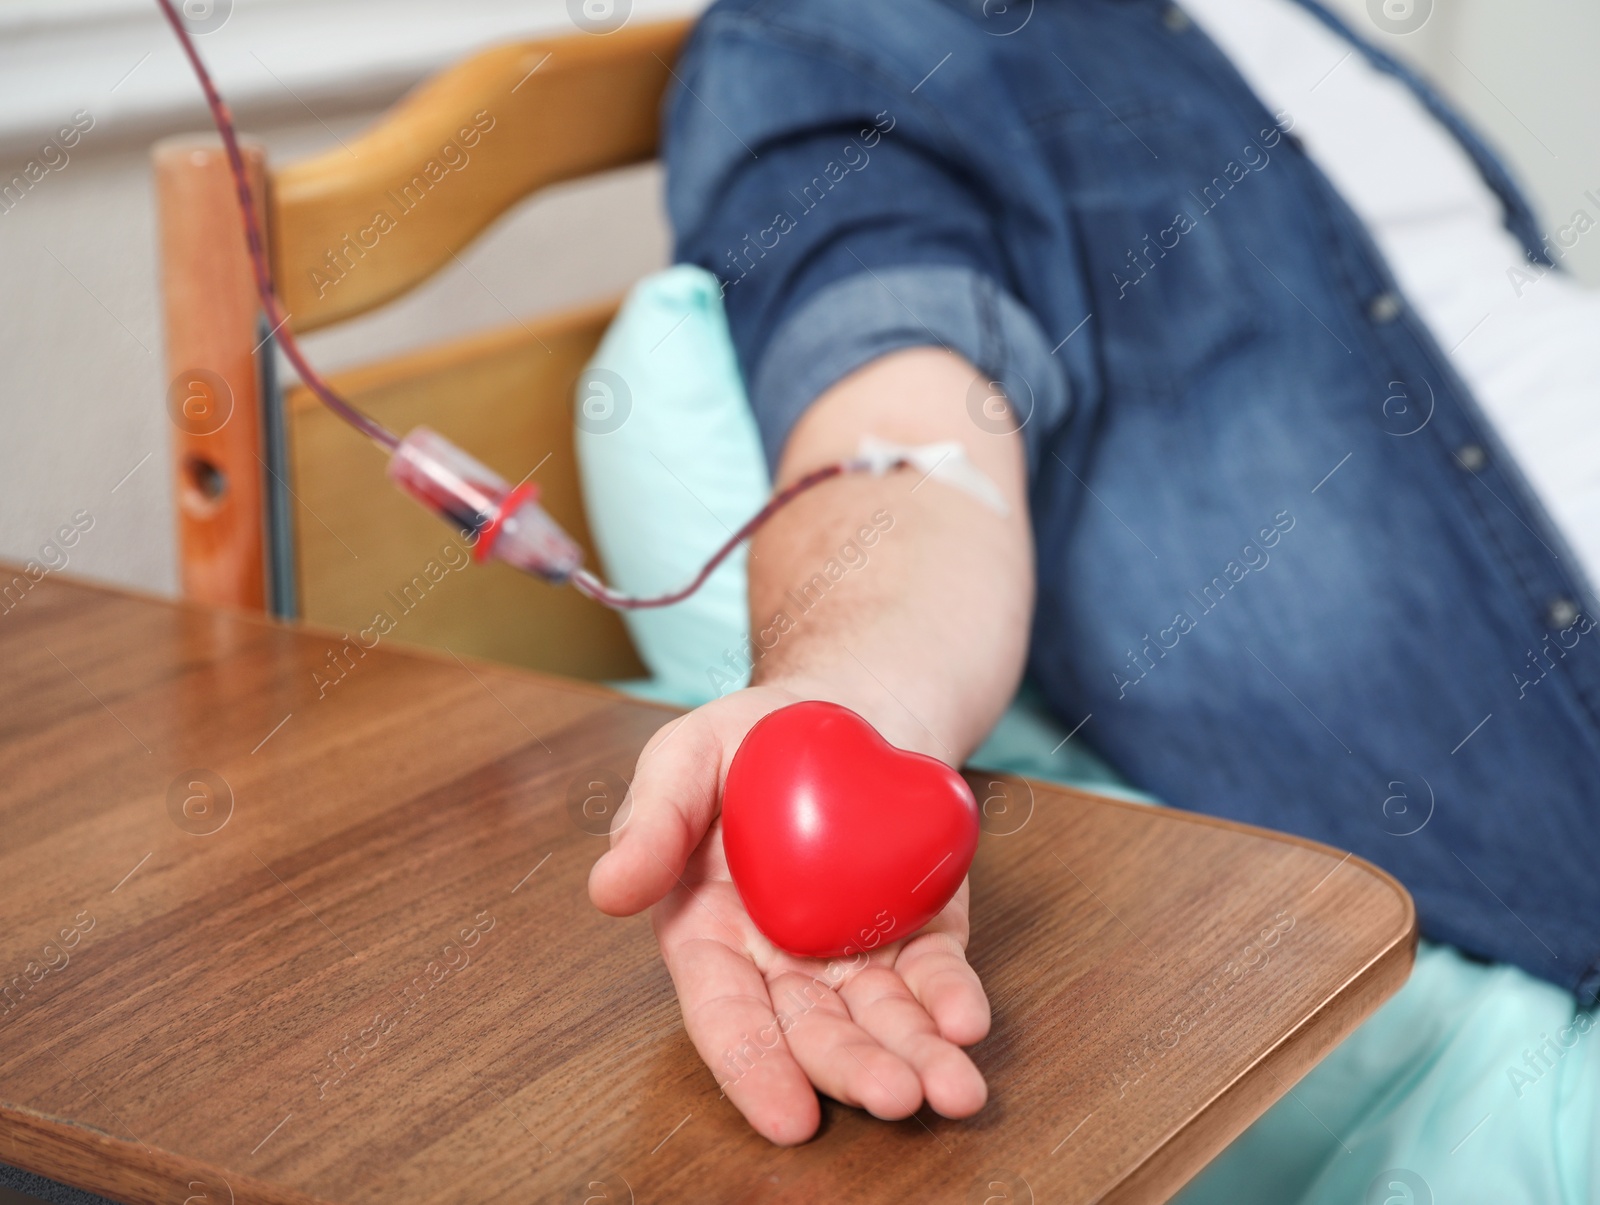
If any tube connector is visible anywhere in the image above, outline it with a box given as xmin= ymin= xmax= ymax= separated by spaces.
xmin=385 ymin=426 xmax=583 ymax=583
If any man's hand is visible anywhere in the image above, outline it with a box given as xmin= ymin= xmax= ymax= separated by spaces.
xmin=590 ymin=347 xmax=1032 ymax=1143
xmin=587 ymin=683 xmax=991 ymax=1145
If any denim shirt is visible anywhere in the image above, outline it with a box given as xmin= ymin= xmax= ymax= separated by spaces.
xmin=664 ymin=0 xmax=1600 ymax=999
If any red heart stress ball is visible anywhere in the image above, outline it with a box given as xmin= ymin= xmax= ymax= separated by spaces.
xmin=721 ymin=702 xmax=981 ymax=959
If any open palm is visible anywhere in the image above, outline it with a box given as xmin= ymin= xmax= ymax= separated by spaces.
xmin=588 ymin=685 xmax=991 ymax=1144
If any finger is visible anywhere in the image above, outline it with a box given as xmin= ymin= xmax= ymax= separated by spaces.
xmin=766 ymin=972 xmax=924 ymax=1121
xmin=663 ymin=932 xmax=819 ymax=1146
xmin=895 ymin=928 xmax=992 ymax=1046
xmin=839 ymin=967 xmax=988 ymax=1119
xmin=588 ymin=713 xmax=721 ymax=916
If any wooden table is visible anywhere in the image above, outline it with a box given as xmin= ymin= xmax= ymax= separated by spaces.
xmin=0 ymin=574 xmax=1415 ymax=1205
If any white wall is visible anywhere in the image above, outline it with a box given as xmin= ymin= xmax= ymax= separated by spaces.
xmin=1322 ymin=0 xmax=1600 ymax=282
xmin=1 ymin=0 xmax=1596 ymax=597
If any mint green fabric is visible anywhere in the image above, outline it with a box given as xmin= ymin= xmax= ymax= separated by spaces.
xmin=575 ymin=265 xmax=768 ymax=704
xmin=581 ymin=268 xmax=1599 ymax=1202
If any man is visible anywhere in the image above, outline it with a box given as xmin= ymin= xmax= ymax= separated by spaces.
xmin=586 ymin=0 xmax=1600 ymax=1178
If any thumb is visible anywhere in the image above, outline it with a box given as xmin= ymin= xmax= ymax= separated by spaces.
xmin=587 ymin=711 xmax=724 ymax=916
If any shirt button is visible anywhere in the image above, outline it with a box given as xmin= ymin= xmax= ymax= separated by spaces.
xmin=1549 ymin=597 xmax=1580 ymax=629
xmin=1163 ymin=5 xmax=1191 ymax=31
xmin=1455 ymin=444 xmax=1487 ymax=472
xmin=1368 ymin=292 xmax=1404 ymax=323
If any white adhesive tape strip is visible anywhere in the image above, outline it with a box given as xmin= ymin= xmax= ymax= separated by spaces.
xmin=853 ymin=435 xmax=1010 ymax=517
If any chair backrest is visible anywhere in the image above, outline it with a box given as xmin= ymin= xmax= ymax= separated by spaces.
xmin=154 ymin=19 xmax=693 ymax=681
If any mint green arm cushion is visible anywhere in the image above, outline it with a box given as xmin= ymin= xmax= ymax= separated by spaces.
xmin=573 ymin=266 xmax=769 ymax=706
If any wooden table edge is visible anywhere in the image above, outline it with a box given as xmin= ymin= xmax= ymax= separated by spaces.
xmin=1096 ymin=839 xmax=1418 ymax=1202
xmin=957 ymin=769 xmax=1420 ymax=1201
xmin=1104 ymin=912 xmax=1416 ymax=1203
xmin=0 ymin=1100 xmax=334 ymax=1205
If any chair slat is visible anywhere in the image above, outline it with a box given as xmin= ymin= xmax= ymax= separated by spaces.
xmin=272 ymin=20 xmax=691 ymax=332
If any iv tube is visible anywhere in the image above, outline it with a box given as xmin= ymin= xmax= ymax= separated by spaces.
xmin=153 ymin=0 xmax=399 ymax=452
xmin=153 ymin=1 xmax=901 ymax=606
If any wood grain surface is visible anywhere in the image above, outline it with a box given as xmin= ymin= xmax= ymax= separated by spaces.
xmin=0 ymin=574 xmax=1415 ymax=1205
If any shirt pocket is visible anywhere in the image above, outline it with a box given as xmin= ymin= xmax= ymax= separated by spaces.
xmin=1070 ymin=192 xmax=1267 ymax=406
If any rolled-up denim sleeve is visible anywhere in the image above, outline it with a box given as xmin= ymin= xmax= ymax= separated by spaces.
xmin=750 ymin=265 xmax=1064 ymax=473
xmin=664 ymin=1 xmax=1069 ymax=474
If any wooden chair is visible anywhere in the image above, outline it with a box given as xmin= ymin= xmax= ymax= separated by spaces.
xmin=154 ymin=19 xmax=695 ymax=681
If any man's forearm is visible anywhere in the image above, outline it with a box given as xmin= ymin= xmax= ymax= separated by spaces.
xmin=746 ymin=348 xmax=1035 ymax=766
